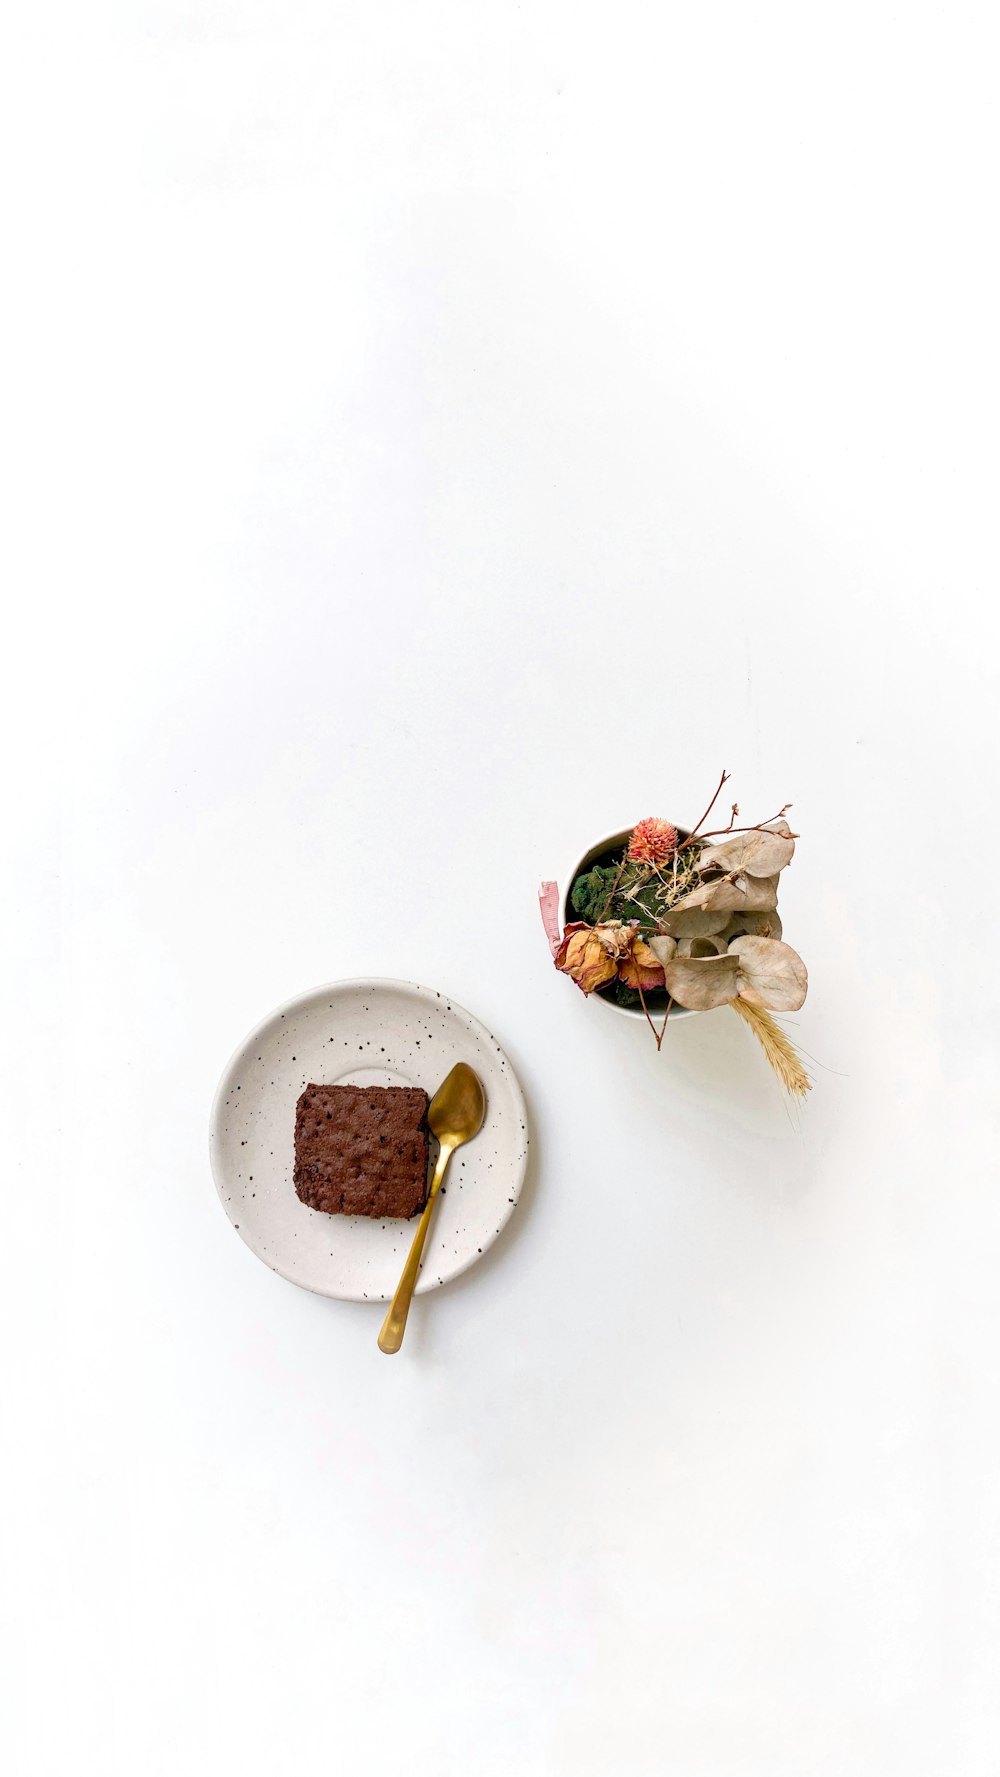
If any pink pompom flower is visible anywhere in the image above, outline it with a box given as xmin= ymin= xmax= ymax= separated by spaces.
xmin=628 ymin=817 xmax=679 ymax=866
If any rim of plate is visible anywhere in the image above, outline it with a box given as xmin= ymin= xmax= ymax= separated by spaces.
xmin=208 ymin=976 xmax=530 ymax=1300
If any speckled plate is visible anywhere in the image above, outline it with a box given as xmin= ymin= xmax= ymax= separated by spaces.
xmin=209 ymin=979 xmax=529 ymax=1302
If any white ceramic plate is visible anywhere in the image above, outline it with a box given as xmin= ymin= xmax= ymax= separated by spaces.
xmin=209 ymin=979 xmax=529 ymax=1301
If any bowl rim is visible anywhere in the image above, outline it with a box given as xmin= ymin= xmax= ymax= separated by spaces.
xmin=558 ymin=824 xmax=697 ymax=1021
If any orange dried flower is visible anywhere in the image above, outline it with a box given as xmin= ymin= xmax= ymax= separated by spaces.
xmin=628 ymin=817 xmax=679 ymax=866
xmin=554 ymin=921 xmax=666 ymax=995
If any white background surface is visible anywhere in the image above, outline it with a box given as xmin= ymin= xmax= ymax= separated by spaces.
xmin=3 ymin=5 xmax=999 ymax=1773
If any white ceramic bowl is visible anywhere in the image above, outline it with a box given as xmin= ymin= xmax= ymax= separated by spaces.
xmin=559 ymin=825 xmax=697 ymax=1021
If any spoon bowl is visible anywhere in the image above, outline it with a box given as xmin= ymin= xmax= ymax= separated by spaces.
xmin=428 ymin=1061 xmax=486 ymax=1148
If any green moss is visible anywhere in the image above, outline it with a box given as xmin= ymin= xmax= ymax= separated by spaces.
xmin=571 ymin=858 xmax=668 ymax=932
xmin=570 ymin=865 xmax=619 ymax=922
xmin=612 ymin=980 xmax=642 ymax=1008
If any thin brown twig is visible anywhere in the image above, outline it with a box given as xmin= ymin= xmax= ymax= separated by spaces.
xmin=680 ymin=805 xmax=798 ymax=852
xmin=595 ymin=850 xmax=630 ymax=923
xmin=676 ymin=769 xmax=730 ymax=853
xmin=635 ymin=977 xmax=661 ymax=1045
xmin=636 ymin=978 xmax=673 ymax=1051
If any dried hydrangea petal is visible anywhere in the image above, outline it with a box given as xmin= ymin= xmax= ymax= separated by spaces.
xmin=676 ymin=935 xmax=729 ymax=957
xmin=728 ymin=935 xmax=808 ymax=1011
xmin=670 ymin=873 xmax=779 ymax=915
xmin=658 ymin=906 xmax=733 ymax=939
xmin=662 ymin=951 xmax=741 ymax=1010
xmin=720 ymin=910 xmax=783 ymax=943
xmin=647 ymin=934 xmax=678 ymax=967
xmin=698 ymin=820 xmax=795 ymax=878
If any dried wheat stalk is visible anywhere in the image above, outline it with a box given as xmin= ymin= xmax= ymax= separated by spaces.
xmin=729 ymin=998 xmax=811 ymax=1096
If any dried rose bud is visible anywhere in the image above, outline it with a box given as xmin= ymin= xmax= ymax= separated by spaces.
xmin=554 ymin=920 xmax=667 ymax=995
xmin=554 ymin=923 xmax=621 ymax=994
xmin=628 ymin=817 xmax=679 ymax=866
xmin=618 ymin=936 xmax=667 ymax=991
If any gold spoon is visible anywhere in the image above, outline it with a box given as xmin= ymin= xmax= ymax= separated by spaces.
xmin=377 ymin=1063 xmax=486 ymax=1354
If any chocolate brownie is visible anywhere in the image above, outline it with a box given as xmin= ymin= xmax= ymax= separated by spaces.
xmin=293 ymin=1083 xmax=431 ymax=1219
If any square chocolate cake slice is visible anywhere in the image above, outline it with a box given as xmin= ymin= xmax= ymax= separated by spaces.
xmin=293 ymin=1083 xmax=431 ymax=1219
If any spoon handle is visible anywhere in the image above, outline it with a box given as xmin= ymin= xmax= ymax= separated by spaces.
xmin=377 ymin=1143 xmax=453 ymax=1353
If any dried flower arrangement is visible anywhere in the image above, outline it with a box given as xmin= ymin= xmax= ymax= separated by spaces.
xmin=539 ymin=772 xmax=811 ymax=1095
